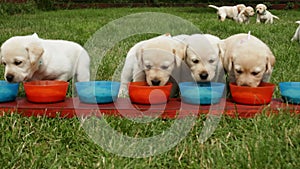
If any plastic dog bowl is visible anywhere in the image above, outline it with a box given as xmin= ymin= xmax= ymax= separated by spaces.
xmin=75 ymin=81 xmax=120 ymax=104
xmin=0 ymin=80 xmax=19 ymax=102
xmin=24 ymin=80 xmax=69 ymax=103
xmin=230 ymin=82 xmax=275 ymax=105
xmin=128 ymin=81 xmax=172 ymax=104
xmin=279 ymin=82 xmax=300 ymax=104
xmin=179 ymin=82 xmax=225 ymax=105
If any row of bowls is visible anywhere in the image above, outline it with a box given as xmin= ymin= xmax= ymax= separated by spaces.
xmin=0 ymin=80 xmax=299 ymax=105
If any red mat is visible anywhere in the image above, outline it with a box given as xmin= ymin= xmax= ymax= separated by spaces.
xmin=0 ymin=98 xmax=299 ymax=118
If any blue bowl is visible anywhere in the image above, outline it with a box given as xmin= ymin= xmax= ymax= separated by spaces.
xmin=179 ymin=82 xmax=225 ymax=105
xmin=279 ymin=82 xmax=300 ymax=104
xmin=75 ymin=81 xmax=120 ymax=104
xmin=0 ymin=80 xmax=19 ymax=102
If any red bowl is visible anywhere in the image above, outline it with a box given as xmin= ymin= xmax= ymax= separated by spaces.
xmin=24 ymin=80 xmax=69 ymax=103
xmin=230 ymin=82 xmax=275 ymax=105
xmin=128 ymin=82 xmax=172 ymax=104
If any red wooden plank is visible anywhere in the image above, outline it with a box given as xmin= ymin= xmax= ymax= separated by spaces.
xmin=0 ymin=97 xmax=299 ymax=119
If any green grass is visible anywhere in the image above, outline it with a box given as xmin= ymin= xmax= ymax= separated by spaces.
xmin=1 ymin=7 xmax=300 ymax=168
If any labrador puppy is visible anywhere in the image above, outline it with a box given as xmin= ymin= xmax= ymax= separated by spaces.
xmin=237 ymin=6 xmax=255 ymax=24
xmin=218 ymin=33 xmax=275 ymax=87
xmin=174 ymin=34 xmax=223 ymax=82
xmin=118 ymin=34 xmax=186 ymax=97
xmin=0 ymin=33 xmax=90 ymax=83
xmin=256 ymin=4 xmax=279 ymax=24
xmin=208 ymin=4 xmax=246 ymax=22
xmin=291 ymin=21 xmax=300 ymax=42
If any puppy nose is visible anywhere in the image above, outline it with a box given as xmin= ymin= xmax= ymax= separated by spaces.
xmin=6 ymin=74 xmax=14 ymax=82
xmin=199 ymin=72 xmax=209 ymax=80
xmin=151 ymin=79 xmax=161 ymax=86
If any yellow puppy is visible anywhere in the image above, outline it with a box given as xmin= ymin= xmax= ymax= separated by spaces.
xmin=219 ymin=33 xmax=275 ymax=87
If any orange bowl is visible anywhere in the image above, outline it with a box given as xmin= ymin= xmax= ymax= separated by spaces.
xmin=24 ymin=80 xmax=69 ymax=103
xmin=230 ymin=82 xmax=275 ymax=105
xmin=128 ymin=82 xmax=172 ymax=104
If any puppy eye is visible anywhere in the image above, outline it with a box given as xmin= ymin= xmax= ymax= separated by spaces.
xmin=145 ymin=65 xmax=152 ymax=70
xmin=14 ymin=61 xmax=22 ymax=66
xmin=236 ymin=70 xmax=243 ymax=74
xmin=2 ymin=62 xmax=6 ymax=66
xmin=208 ymin=59 xmax=215 ymax=64
xmin=251 ymin=72 xmax=259 ymax=76
xmin=192 ymin=59 xmax=199 ymax=64
xmin=161 ymin=65 xmax=169 ymax=70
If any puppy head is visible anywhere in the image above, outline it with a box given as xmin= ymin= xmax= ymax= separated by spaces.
xmin=219 ymin=34 xmax=275 ymax=87
xmin=136 ymin=37 xmax=185 ymax=86
xmin=184 ymin=34 xmax=220 ymax=82
xmin=256 ymin=4 xmax=267 ymax=14
xmin=236 ymin=4 xmax=246 ymax=13
xmin=0 ymin=33 xmax=44 ymax=82
xmin=243 ymin=6 xmax=255 ymax=17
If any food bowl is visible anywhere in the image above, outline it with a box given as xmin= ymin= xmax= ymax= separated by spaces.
xmin=0 ymin=80 xmax=19 ymax=102
xmin=128 ymin=81 xmax=172 ymax=104
xmin=24 ymin=80 xmax=68 ymax=103
xmin=179 ymin=82 xmax=225 ymax=105
xmin=279 ymin=82 xmax=300 ymax=104
xmin=230 ymin=82 xmax=275 ymax=105
xmin=75 ymin=81 xmax=120 ymax=104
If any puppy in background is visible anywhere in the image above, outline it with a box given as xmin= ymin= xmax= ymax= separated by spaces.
xmin=174 ymin=34 xmax=223 ymax=82
xmin=291 ymin=21 xmax=300 ymax=42
xmin=218 ymin=33 xmax=275 ymax=87
xmin=119 ymin=34 xmax=186 ymax=97
xmin=237 ymin=6 xmax=255 ymax=24
xmin=256 ymin=4 xmax=279 ymax=24
xmin=0 ymin=33 xmax=90 ymax=83
xmin=208 ymin=4 xmax=246 ymax=22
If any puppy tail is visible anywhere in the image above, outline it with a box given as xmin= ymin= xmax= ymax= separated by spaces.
xmin=273 ymin=15 xmax=279 ymax=20
xmin=295 ymin=21 xmax=300 ymax=24
xmin=208 ymin=5 xmax=219 ymax=10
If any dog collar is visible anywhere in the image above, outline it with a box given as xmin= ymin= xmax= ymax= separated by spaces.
xmin=262 ymin=10 xmax=267 ymax=15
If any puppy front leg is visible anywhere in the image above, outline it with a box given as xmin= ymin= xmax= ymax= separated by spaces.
xmin=119 ymin=64 xmax=134 ymax=97
xmin=256 ymin=15 xmax=261 ymax=23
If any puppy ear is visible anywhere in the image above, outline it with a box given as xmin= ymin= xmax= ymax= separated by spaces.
xmin=32 ymin=33 xmax=39 ymax=39
xmin=136 ymin=48 xmax=144 ymax=67
xmin=266 ymin=52 xmax=275 ymax=73
xmin=218 ymin=40 xmax=233 ymax=72
xmin=172 ymin=49 xmax=182 ymax=67
xmin=26 ymin=42 xmax=44 ymax=65
xmin=173 ymin=42 xmax=187 ymax=61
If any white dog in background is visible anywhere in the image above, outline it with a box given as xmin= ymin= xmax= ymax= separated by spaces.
xmin=218 ymin=33 xmax=275 ymax=87
xmin=256 ymin=4 xmax=279 ymax=24
xmin=291 ymin=21 xmax=300 ymax=42
xmin=237 ymin=6 xmax=255 ymax=24
xmin=0 ymin=33 xmax=90 ymax=83
xmin=174 ymin=34 xmax=223 ymax=82
xmin=118 ymin=34 xmax=187 ymax=97
xmin=208 ymin=4 xmax=246 ymax=22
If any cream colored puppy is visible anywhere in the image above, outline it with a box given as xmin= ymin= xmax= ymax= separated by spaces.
xmin=237 ymin=6 xmax=255 ymax=24
xmin=291 ymin=21 xmax=300 ymax=42
xmin=208 ymin=4 xmax=246 ymax=22
xmin=0 ymin=33 xmax=90 ymax=83
xmin=119 ymin=34 xmax=186 ymax=97
xmin=219 ymin=33 xmax=275 ymax=87
xmin=256 ymin=4 xmax=279 ymax=24
xmin=174 ymin=34 xmax=223 ymax=82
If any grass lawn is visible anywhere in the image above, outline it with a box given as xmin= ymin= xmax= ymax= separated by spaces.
xmin=0 ymin=7 xmax=300 ymax=168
